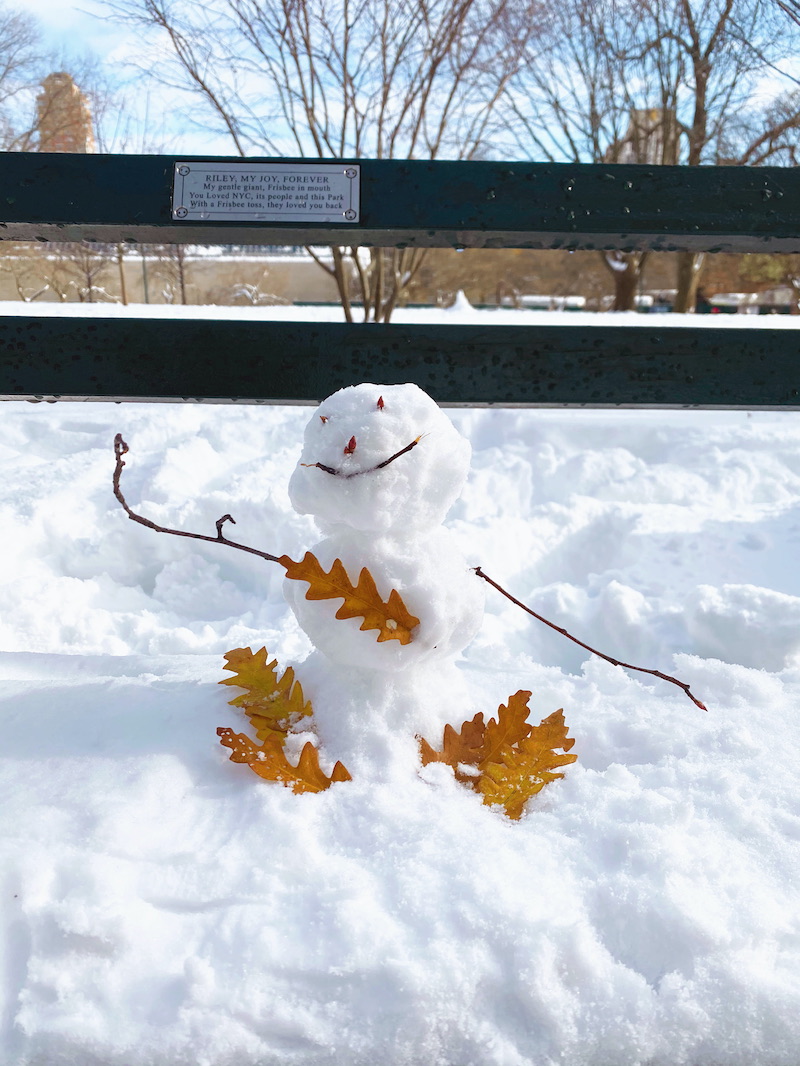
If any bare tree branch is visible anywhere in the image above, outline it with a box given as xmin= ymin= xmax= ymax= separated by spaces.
xmin=473 ymin=567 xmax=707 ymax=711
xmin=113 ymin=434 xmax=282 ymax=563
xmin=99 ymin=0 xmax=533 ymax=321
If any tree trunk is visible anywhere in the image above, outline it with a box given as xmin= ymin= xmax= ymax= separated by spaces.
xmin=613 ymin=267 xmax=637 ymax=311
xmin=673 ymin=251 xmax=705 ymax=312
xmin=176 ymin=247 xmax=188 ymax=305
xmin=600 ymin=251 xmax=647 ymax=311
xmin=116 ymin=245 xmax=128 ymax=306
xmin=312 ymin=245 xmax=423 ymax=323
xmin=331 ymin=248 xmax=354 ymax=323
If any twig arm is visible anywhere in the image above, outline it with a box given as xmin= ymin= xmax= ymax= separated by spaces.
xmin=473 ymin=566 xmax=707 ymax=711
xmin=113 ymin=434 xmax=283 ymax=565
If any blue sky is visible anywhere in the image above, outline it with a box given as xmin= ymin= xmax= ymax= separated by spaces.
xmin=16 ymin=0 xmax=128 ymax=57
xmin=12 ymin=0 xmax=236 ymax=153
xmin=14 ymin=0 xmax=800 ymax=159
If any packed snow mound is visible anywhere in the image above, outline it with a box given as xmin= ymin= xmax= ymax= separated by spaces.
xmin=282 ymin=527 xmax=485 ymax=672
xmin=686 ymin=583 xmax=800 ymax=670
xmin=446 ymin=288 xmax=474 ymax=314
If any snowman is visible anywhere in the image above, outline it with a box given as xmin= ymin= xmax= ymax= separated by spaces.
xmin=284 ymin=382 xmax=485 ymax=776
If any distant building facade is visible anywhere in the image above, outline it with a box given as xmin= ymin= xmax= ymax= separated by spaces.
xmin=36 ymin=72 xmax=95 ymax=153
xmin=605 ymin=108 xmax=679 ymax=165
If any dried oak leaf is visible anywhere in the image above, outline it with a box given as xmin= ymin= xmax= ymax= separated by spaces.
xmin=217 ymin=728 xmax=351 ymax=793
xmin=219 ymin=646 xmax=312 ymax=742
xmin=478 ymin=709 xmax=577 ymax=820
xmin=418 ymin=691 xmax=532 ymax=773
xmin=480 ymin=690 xmax=534 ymax=765
xmin=418 ymin=693 xmax=577 ymax=819
xmin=279 ymin=551 xmax=420 ymax=644
xmin=419 ymin=712 xmax=487 ymax=784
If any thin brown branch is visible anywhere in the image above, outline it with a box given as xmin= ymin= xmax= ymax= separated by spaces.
xmin=113 ymin=434 xmax=282 ymax=564
xmin=473 ymin=567 xmax=707 ymax=711
xmin=301 ymin=435 xmax=422 ymax=478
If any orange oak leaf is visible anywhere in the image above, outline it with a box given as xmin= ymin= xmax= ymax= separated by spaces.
xmin=219 ymin=646 xmax=312 ymax=742
xmin=478 ymin=710 xmax=577 ymax=820
xmin=418 ymin=695 xmax=577 ymax=819
xmin=418 ymin=692 xmax=532 ymax=773
xmin=217 ymin=727 xmax=351 ymax=793
xmin=279 ymin=551 xmax=420 ymax=644
xmin=480 ymin=690 xmax=534 ymax=766
xmin=419 ymin=712 xmax=487 ymax=783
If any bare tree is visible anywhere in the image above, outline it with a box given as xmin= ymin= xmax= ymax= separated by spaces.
xmin=0 ymin=243 xmax=71 ymax=301
xmin=63 ymin=243 xmax=118 ymax=303
xmin=0 ymin=3 xmax=46 ymax=149
xmin=2 ymin=241 xmax=122 ymax=303
xmin=152 ymin=243 xmax=192 ymax=304
xmin=507 ymin=0 xmax=800 ymax=311
xmin=101 ymin=0 xmax=536 ymax=321
xmin=502 ymin=0 xmax=677 ymax=309
xmin=772 ymin=0 xmax=800 ymax=21
xmin=645 ymin=0 xmax=800 ymax=310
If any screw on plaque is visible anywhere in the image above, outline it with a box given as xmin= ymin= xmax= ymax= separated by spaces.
xmin=177 ymin=165 xmax=190 ymax=176
xmin=344 ymin=209 xmax=357 ymax=220
xmin=175 ymin=207 xmax=189 ymax=219
xmin=344 ymin=168 xmax=357 ymax=178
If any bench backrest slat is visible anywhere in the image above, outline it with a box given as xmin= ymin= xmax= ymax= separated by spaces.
xmin=1 ymin=154 xmax=798 ymax=407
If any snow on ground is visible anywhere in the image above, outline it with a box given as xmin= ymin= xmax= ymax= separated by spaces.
xmin=1 ymin=309 xmax=799 ymax=1065
xmin=5 ymin=297 xmax=800 ymax=328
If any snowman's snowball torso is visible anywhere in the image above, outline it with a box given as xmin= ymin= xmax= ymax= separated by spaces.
xmin=283 ymin=527 xmax=485 ymax=670
xmin=285 ymin=383 xmax=485 ymax=673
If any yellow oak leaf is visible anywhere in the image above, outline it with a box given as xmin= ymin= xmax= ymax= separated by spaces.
xmin=279 ymin=551 xmax=420 ymax=644
xmin=216 ymin=727 xmax=351 ymax=793
xmin=419 ymin=692 xmax=535 ymax=772
xmin=418 ymin=697 xmax=577 ymax=819
xmin=478 ymin=710 xmax=577 ymax=820
xmin=220 ymin=646 xmax=312 ymax=742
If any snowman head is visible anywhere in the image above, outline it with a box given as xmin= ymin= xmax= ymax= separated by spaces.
xmin=288 ymin=382 xmax=471 ymax=535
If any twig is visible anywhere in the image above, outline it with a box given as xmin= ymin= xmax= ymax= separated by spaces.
xmin=301 ymin=435 xmax=423 ymax=478
xmin=473 ymin=566 xmax=707 ymax=711
xmin=113 ymin=434 xmax=282 ymax=565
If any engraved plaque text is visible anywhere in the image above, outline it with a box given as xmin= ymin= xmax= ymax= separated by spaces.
xmin=172 ymin=162 xmax=360 ymax=223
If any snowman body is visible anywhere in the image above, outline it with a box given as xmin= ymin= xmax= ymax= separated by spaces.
xmin=285 ymin=383 xmax=484 ymax=773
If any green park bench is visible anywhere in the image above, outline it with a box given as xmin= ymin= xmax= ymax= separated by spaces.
xmin=0 ymin=152 xmax=798 ymax=408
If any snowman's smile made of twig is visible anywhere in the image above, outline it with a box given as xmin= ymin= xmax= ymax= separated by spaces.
xmin=300 ymin=435 xmax=423 ymax=479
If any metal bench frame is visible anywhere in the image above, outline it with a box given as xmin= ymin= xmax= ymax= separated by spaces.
xmin=1 ymin=152 xmax=798 ymax=407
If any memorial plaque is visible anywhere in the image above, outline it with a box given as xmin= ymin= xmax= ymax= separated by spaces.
xmin=172 ymin=162 xmax=360 ymax=223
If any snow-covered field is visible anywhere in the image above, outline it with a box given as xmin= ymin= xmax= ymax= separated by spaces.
xmin=1 ymin=308 xmax=799 ymax=1065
